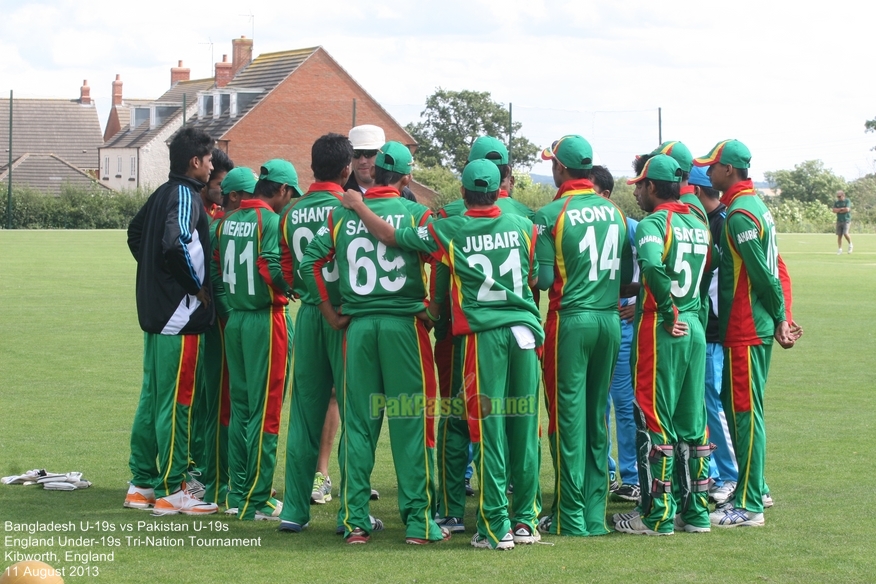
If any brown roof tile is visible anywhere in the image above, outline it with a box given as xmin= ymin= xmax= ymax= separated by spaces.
xmin=0 ymin=153 xmax=110 ymax=195
xmin=0 ymin=98 xmax=103 ymax=170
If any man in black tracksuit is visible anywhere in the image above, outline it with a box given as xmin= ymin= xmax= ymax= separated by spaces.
xmin=123 ymin=127 xmax=220 ymax=516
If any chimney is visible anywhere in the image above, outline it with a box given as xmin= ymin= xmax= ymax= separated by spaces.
xmin=231 ymin=36 xmax=253 ymax=78
xmin=171 ymin=60 xmax=191 ymax=87
xmin=79 ymin=79 xmax=91 ymax=105
xmin=112 ymin=74 xmax=123 ymax=106
xmin=215 ymin=54 xmax=233 ymax=88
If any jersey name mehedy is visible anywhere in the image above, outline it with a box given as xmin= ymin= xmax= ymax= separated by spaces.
xmin=460 ymin=231 xmax=521 ymax=253
xmin=222 ymin=220 xmax=256 ymax=238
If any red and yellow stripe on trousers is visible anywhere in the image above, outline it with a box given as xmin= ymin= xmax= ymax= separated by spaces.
xmin=161 ymin=334 xmax=200 ymax=494
xmin=239 ymin=307 xmax=288 ymax=518
xmin=415 ymin=319 xmax=438 ymax=448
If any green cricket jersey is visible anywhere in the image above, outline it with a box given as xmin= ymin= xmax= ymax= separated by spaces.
xmin=438 ymin=190 xmax=534 ymax=220
xmin=395 ymin=205 xmax=544 ymax=344
xmin=279 ymin=182 xmax=344 ymax=306
xmin=718 ymin=180 xmax=791 ymax=346
xmin=833 ymin=197 xmax=851 ymax=222
xmin=680 ymin=186 xmax=708 ymax=224
xmin=533 ymin=179 xmax=633 ymax=312
xmin=635 ymin=201 xmax=712 ymax=324
xmin=210 ymin=214 xmax=231 ymax=320
xmin=215 ymin=199 xmax=291 ymax=311
xmin=300 ymin=186 xmax=431 ymax=317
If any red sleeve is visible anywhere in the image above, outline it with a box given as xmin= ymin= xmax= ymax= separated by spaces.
xmin=777 ymin=254 xmax=793 ymax=321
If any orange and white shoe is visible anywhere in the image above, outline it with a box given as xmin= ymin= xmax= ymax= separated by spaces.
xmin=152 ymin=489 xmax=219 ymax=516
xmin=124 ymin=484 xmax=156 ymax=509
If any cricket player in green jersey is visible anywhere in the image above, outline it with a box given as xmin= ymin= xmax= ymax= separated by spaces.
xmin=199 ymin=166 xmax=256 ymax=507
xmin=533 ymin=135 xmax=633 ymax=537
xmin=694 ymin=140 xmax=802 ymax=528
xmin=190 ymin=150 xmax=234 ymax=505
xmin=343 ymin=158 xmax=543 ymax=551
xmin=277 ymin=134 xmax=353 ymax=533
xmin=214 ymin=159 xmax=298 ymax=521
xmin=646 ymin=141 xmax=707 ymax=224
xmin=300 ymin=141 xmax=447 ymax=546
xmin=433 ymin=136 xmax=533 ymax=532
xmin=614 ymin=154 xmax=713 ymax=536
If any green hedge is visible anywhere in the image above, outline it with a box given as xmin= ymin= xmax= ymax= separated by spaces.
xmin=0 ymin=186 xmax=149 ymax=229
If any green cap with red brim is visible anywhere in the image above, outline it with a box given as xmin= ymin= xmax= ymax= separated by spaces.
xmin=649 ymin=141 xmax=693 ymax=172
xmin=693 ymin=139 xmax=751 ymax=169
xmin=540 ymin=135 xmax=593 ymax=170
xmin=627 ymin=154 xmax=683 ymax=184
xmin=375 ymin=141 xmax=413 ymax=175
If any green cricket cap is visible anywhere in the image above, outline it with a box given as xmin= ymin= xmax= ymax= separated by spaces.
xmin=259 ymin=159 xmax=302 ymax=196
xmin=375 ymin=141 xmax=413 ymax=175
xmin=220 ymin=167 xmax=257 ymax=195
xmin=627 ymin=154 xmax=683 ymax=184
xmin=468 ymin=136 xmax=509 ymax=166
xmin=649 ymin=141 xmax=693 ymax=172
xmin=540 ymin=135 xmax=593 ymax=170
xmin=693 ymin=139 xmax=752 ymax=169
xmin=462 ymin=159 xmax=501 ymax=193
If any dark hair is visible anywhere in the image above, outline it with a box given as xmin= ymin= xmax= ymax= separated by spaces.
xmin=698 ymin=185 xmax=720 ymax=200
xmin=374 ymin=166 xmax=406 ymax=187
xmin=312 ymin=133 xmax=353 ymax=181
xmin=590 ymin=165 xmax=614 ymax=194
xmin=210 ymin=148 xmax=234 ymax=180
xmin=169 ymin=127 xmax=214 ymax=174
xmin=736 ymin=168 xmax=749 ymax=180
xmin=463 ymin=189 xmax=499 ymax=206
xmin=633 ymin=154 xmax=651 ymax=176
xmin=680 ymin=170 xmax=690 ymax=182
xmin=566 ymin=167 xmax=591 ymax=180
xmin=483 ymin=151 xmax=512 ymax=182
xmin=648 ymin=179 xmax=680 ymax=201
xmin=254 ymin=179 xmax=283 ymax=199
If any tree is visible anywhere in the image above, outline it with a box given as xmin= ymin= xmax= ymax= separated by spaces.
xmin=405 ymin=89 xmax=540 ymax=174
xmin=763 ymin=160 xmax=846 ymax=205
xmin=865 ymin=117 xmax=876 ymax=150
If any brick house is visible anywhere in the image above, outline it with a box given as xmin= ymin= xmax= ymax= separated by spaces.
xmin=99 ymin=68 xmax=213 ymax=191
xmin=0 ymin=82 xmax=107 ymax=194
xmin=186 ymin=38 xmax=436 ymax=205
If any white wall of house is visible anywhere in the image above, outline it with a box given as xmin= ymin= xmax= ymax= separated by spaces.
xmin=138 ymin=104 xmax=200 ymax=192
xmin=98 ymin=147 xmax=139 ymax=191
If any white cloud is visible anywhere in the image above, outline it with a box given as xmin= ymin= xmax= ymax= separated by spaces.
xmin=1 ymin=0 xmax=874 ymax=179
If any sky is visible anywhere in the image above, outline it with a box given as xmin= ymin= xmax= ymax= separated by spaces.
xmin=2 ymin=0 xmax=875 ymax=182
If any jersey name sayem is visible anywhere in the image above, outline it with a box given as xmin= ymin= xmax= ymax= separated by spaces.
xmin=460 ymin=231 xmax=521 ymax=253
xmin=345 ymin=214 xmax=406 ymax=235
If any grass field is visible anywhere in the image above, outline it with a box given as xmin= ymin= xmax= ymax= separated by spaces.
xmin=1 ymin=231 xmax=874 ymax=583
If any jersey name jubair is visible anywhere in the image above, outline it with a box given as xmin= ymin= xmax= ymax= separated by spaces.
xmin=719 ymin=180 xmax=789 ymax=346
xmin=302 ymin=187 xmax=431 ymax=317
xmin=635 ymin=201 xmax=712 ymax=323
xmin=534 ymin=180 xmax=633 ymax=312
xmin=395 ymin=205 xmax=543 ymax=344
xmin=216 ymin=199 xmax=290 ymax=311
xmin=279 ymin=183 xmax=343 ymax=306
